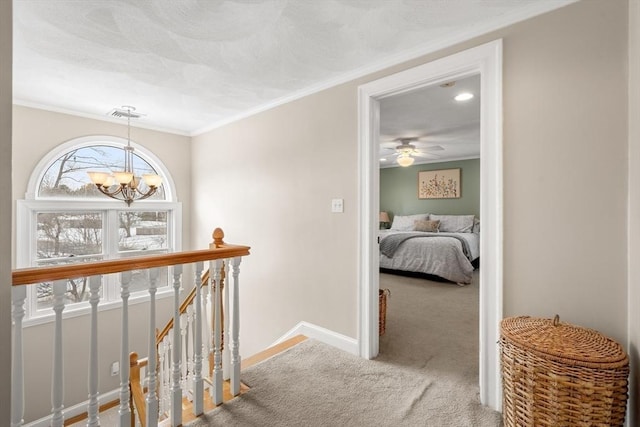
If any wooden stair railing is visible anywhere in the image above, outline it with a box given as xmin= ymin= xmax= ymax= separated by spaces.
xmin=11 ymin=227 xmax=250 ymax=427
xmin=129 ymin=267 xmax=225 ymax=427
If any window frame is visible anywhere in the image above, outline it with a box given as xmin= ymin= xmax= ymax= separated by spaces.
xmin=25 ymin=135 xmax=177 ymax=201
xmin=18 ymin=136 xmax=181 ymax=327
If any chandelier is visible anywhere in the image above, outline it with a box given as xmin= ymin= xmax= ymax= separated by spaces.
xmin=87 ymin=106 xmax=162 ymax=205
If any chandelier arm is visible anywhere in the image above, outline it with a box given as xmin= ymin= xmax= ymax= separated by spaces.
xmin=94 ymin=184 xmax=124 ymax=198
xmin=133 ymin=187 xmax=158 ymax=201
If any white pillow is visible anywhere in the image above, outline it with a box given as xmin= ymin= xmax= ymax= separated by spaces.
xmin=390 ymin=213 xmax=429 ymax=231
xmin=472 ymin=218 xmax=480 ymax=233
xmin=429 ymin=214 xmax=475 ymax=233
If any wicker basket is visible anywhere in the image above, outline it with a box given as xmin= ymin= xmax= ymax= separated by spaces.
xmin=379 ymin=289 xmax=390 ymax=336
xmin=500 ymin=315 xmax=629 ymax=427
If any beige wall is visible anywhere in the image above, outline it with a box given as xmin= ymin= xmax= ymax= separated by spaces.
xmin=1 ymin=0 xmax=12 ymax=424
xmin=192 ymin=0 xmax=630 ymax=364
xmin=628 ymin=0 xmax=639 ymax=423
xmin=12 ymin=106 xmax=194 ymax=421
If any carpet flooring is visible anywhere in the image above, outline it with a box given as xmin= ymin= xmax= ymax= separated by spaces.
xmin=188 ymin=271 xmax=501 ymax=426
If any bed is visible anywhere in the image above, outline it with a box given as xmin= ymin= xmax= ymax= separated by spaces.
xmin=379 ymin=214 xmax=479 ymax=284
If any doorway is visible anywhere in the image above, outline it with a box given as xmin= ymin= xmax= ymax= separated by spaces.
xmin=357 ymin=40 xmax=503 ymax=411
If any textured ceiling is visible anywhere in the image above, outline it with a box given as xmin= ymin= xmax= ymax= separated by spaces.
xmin=13 ymin=0 xmax=573 ymax=135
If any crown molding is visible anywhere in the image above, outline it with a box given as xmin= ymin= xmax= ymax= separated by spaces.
xmin=12 ymin=99 xmax=191 ymax=137
xmin=191 ymin=0 xmax=576 ymax=136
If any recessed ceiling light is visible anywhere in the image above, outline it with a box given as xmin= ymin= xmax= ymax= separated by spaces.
xmin=455 ymin=92 xmax=474 ymax=102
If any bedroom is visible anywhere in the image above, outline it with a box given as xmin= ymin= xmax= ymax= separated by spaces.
xmin=377 ymin=74 xmax=482 ymax=397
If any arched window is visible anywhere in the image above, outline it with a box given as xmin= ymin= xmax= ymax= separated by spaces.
xmin=18 ymin=136 xmax=182 ymax=324
xmin=38 ymin=144 xmax=166 ymax=200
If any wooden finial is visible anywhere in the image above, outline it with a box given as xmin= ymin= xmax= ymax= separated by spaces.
xmin=212 ymin=228 xmax=225 ymax=248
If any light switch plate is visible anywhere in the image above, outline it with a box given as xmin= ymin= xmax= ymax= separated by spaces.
xmin=331 ymin=198 xmax=344 ymax=213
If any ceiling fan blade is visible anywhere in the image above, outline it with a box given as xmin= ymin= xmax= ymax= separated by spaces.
xmin=412 ymin=152 xmax=441 ymax=159
xmin=410 ymin=144 xmax=444 ymax=151
xmin=380 ymin=142 xmax=400 ymax=149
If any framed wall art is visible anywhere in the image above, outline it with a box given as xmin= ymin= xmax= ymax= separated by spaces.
xmin=418 ymin=168 xmax=461 ymax=199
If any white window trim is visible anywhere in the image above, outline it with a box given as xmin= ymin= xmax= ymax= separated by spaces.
xmin=18 ymin=135 xmax=182 ymax=327
xmin=17 ymin=200 xmax=182 ymax=327
xmin=25 ymin=135 xmax=177 ymax=201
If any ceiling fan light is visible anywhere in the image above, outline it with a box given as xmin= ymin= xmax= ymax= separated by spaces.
xmin=397 ymin=154 xmax=415 ymax=167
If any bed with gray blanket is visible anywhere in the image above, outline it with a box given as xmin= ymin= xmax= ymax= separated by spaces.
xmin=379 ymin=229 xmax=479 ymax=284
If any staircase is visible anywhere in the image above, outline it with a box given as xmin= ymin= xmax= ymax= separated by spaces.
xmin=128 ymin=263 xmax=247 ymax=426
xmin=11 ymin=228 xmax=251 ymax=427
xmin=64 ymin=336 xmax=308 ymax=426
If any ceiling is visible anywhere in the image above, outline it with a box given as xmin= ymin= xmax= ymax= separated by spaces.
xmin=379 ymin=74 xmax=480 ymax=167
xmin=13 ymin=1 xmax=573 ymax=135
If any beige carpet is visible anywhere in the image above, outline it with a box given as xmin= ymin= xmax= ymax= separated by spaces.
xmin=188 ymin=272 xmax=501 ymax=426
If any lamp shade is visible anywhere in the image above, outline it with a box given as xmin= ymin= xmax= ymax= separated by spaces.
xmin=397 ymin=154 xmax=414 ymax=167
xmin=143 ymin=174 xmax=163 ymax=188
xmin=87 ymin=172 xmax=109 ymax=186
xmin=379 ymin=211 xmax=390 ymax=223
xmin=113 ymin=171 xmax=134 ymax=185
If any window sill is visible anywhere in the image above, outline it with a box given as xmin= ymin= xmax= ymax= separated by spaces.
xmin=23 ymin=286 xmax=176 ymax=328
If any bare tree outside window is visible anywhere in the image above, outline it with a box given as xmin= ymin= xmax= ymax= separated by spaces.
xmin=25 ymin=142 xmax=175 ymax=316
xmin=36 ymin=212 xmax=104 ymax=308
xmin=38 ymin=145 xmax=165 ymax=200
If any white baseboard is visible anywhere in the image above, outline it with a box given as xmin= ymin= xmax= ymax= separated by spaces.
xmin=25 ymin=388 xmax=120 ymax=427
xmin=272 ymin=321 xmax=359 ymax=356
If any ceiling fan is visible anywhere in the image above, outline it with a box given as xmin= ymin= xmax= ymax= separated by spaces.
xmin=380 ymin=137 xmax=444 ymax=167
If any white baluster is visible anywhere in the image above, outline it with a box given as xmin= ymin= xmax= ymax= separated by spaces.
xmin=207 ymin=271 xmax=214 ymax=396
xmin=211 ymin=260 xmax=223 ymax=405
xmin=180 ymin=312 xmax=188 ymax=393
xmin=118 ymin=271 xmax=132 ymax=425
xmin=230 ymin=257 xmax=243 ymax=396
xmin=164 ymin=337 xmax=172 ymax=416
xmin=11 ymin=286 xmax=26 ymax=427
xmin=192 ymin=262 xmax=204 ymax=415
xmin=158 ymin=338 xmax=167 ymax=417
xmin=145 ymin=268 xmax=159 ymax=427
xmin=202 ymin=283 xmax=211 ymax=376
xmin=87 ymin=275 xmax=101 ymax=426
xmin=223 ymin=261 xmax=230 ymax=381
xmin=170 ymin=265 xmax=183 ymax=426
xmin=185 ymin=306 xmax=194 ymax=396
xmin=51 ymin=280 xmax=66 ymax=427
xmin=166 ymin=338 xmax=173 ymax=413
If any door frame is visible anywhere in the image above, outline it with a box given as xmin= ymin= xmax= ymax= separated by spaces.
xmin=356 ymin=39 xmax=503 ymax=411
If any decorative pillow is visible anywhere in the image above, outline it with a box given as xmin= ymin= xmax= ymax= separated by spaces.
xmin=429 ymin=214 xmax=475 ymax=233
xmin=390 ymin=213 xmax=429 ymax=231
xmin=414 ymin=219 xmax=440 ymax=232
xmin=472 ymin=218 xmax=480 ymax=233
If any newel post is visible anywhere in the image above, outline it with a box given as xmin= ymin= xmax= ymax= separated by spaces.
xmin=211 ymin=228 xmax=225 ymax=249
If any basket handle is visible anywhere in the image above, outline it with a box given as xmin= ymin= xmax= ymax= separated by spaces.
xmin=553 ymin=314 xmax=560 ymax=326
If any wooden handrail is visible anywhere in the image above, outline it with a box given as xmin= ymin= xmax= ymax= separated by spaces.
xmin=155 ymin=269 xmax=215 ymax=345
xmin=12 ymin=245 xmax=249 ymax=286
